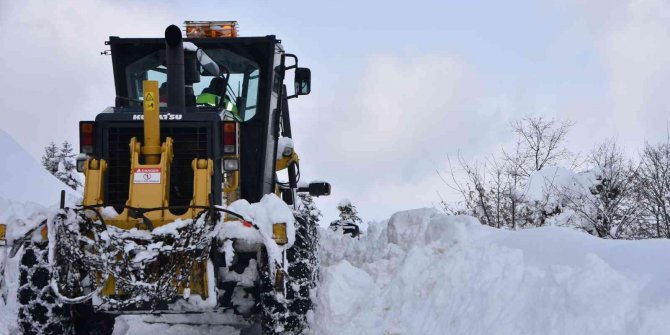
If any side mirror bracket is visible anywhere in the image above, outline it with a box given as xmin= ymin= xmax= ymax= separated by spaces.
xmin=283 ymin=54 xmax=311 ymax=99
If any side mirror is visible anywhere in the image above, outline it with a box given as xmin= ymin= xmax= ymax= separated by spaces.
xmin=299 ymin=181 xmax=330 ymax=197
xmin=294 ymin=67 xmax=311 ymax=96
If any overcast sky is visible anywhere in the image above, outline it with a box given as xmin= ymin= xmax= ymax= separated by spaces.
xmin=1 ymin=0 xmax=669 ymax=222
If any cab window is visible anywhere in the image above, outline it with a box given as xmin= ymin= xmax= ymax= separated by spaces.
xmin=125 ymin=47 xmax=260 ymax=122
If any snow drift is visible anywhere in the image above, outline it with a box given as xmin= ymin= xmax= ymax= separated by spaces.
xmin=0 ymin=129 xmax=75 ymax=207
xmin=314 ymin=208 xmax=670 ymax=335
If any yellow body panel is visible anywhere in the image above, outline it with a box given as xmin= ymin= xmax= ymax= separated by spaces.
xmin=275 ymin=152 xmax=299 ymax=171
xmin=83 ymin=159 xmax=107 ymax=207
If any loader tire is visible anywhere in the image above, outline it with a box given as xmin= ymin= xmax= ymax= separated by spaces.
xmin=258 ymin=247 xmax=287 ymax=335
xmin=18 ymin=241 xmax=115 ymax=335
xmin=285 ymin=215 xmax=319 ymax=334
xmin=18 ymin=241 xmax=73 ymax=335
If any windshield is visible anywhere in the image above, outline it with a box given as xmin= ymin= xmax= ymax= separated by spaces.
xmin=125 ymin=47 xmax=260 ymax=121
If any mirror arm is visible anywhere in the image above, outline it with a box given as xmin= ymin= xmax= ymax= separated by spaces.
xmin=284 ymin=54 xmax=298 ymax=70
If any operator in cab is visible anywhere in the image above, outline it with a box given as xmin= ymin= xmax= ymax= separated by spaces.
xmin=196 ymin=77 xmax=240 ymax=119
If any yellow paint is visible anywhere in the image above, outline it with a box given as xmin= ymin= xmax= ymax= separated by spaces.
xmin=0 ymin=223 xmax=5 ymax=245
xmin=223 ymin=169 xmax=239 ymax=193
xmin=142 ymin=80 xmax=161 ymax=164
xmin=88 ymin=81 xmax=215 ymax=299
xmin=83 ymin=159 xmax=107 ymax=207
xmin=276 ymin=151 xmax=299 ymax=171
xmin=272 ymin=222 xmax=288 ymax=245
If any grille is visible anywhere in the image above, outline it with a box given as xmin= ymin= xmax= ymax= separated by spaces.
xmin=105 ymin=125 xmax=210 ymax=214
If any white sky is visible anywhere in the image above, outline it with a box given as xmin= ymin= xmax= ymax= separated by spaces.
xmin=1 ymin=0 xmax=669 ymax=222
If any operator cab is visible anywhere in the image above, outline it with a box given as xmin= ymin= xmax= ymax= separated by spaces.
xmin=116 ymin=38 xmax=261 ymax=122
xmin=81 ymin=21 xmax=314 ymax=214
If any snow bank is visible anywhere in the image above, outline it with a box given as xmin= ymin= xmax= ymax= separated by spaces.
xmin=0 ymin=131 xmax=82 ymax=333
xmin=0 ymin=129 xmax=76 ymax=207
xmin=314 ymin=208 xmax=670 ymax=335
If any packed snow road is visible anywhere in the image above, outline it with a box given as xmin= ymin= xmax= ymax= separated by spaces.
xmin=111 ymin=313 xmax=257 ymax=335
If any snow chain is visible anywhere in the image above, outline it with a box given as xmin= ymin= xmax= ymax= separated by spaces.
xmin=48 ymin=205 xmax=245 ymax=310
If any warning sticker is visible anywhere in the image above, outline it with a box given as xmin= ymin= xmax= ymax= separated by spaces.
xmin=133 ymin=168 xmax=161 ymax=184
xmin=144 ymin=91 xmax=156 ymax=111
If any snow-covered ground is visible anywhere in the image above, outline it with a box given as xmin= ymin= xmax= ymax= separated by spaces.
xmin=5 ymin=204 xmax=668 ymax=334
xmin=314 ymin=208 xmax=670 ymax=335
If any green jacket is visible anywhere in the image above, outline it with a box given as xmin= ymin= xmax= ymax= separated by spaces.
xmin=196 ymin=93 xmax=240 ymax=120
xmin=196 ymin=92 xmax=221 ymax=106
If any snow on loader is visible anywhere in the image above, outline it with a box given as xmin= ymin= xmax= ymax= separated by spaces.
xmin=12 ymin=21 xmax=330 ymax=335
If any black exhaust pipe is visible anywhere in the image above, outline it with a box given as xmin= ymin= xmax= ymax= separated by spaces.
xmin=165 ymin=25 xmax=185 ymax=114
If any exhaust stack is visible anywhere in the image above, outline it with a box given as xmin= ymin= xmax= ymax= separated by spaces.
xmin=165 ymin=25 xmax=185 ymax=114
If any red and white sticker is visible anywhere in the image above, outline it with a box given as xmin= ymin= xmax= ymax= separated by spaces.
xmin=133 ymin=168 xmax=161 ymax=184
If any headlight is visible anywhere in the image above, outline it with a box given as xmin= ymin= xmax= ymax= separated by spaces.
xmin=223 ymin=158 xmax=239 ymax=171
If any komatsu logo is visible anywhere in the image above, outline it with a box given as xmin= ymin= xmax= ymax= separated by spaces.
xmin=133 ymin=114 xmax=183 ymax=121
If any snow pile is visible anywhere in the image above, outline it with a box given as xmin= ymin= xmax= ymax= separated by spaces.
xmin=0 ymin=129 xmax=76 ymax=207
xmin=276 ymin=136 xmax=294 ymax=159
xmin=520 ymin=166 xmax=602 ymax=230
xmin=314 ymin=208 xmax=670 ymax=335
xmin=523 ymin=166 xmax=595 ymax=204
xmin=219 ymin=193 xmax=296 ymax=247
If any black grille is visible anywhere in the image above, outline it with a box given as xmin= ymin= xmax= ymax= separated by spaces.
xmin=105 ymin=125 xmax=210 ymax=214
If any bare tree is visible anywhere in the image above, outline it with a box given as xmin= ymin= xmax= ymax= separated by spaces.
xmin=441 ymin=117 xmax=574 ymax=230
xmin=438 ymin=117 xmax=670 ymax=240
xmin=440 ymin=155 xmax=494 ymax=226
xmin=635 ymin=140 xmax=670 ymax=238
xmin=561 ymin=141 xmax=640 ymax=239
xmin=500 ymin=139 xmax=532 ymax=229
xmin=440 ymin=153 xmax=530 ymax=230
xmin=504 ymin=116 xmax=573 ymax=177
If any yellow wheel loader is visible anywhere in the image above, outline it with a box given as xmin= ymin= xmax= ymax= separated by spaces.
xmin=13 ymin=22 xmax=330 ymax=335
